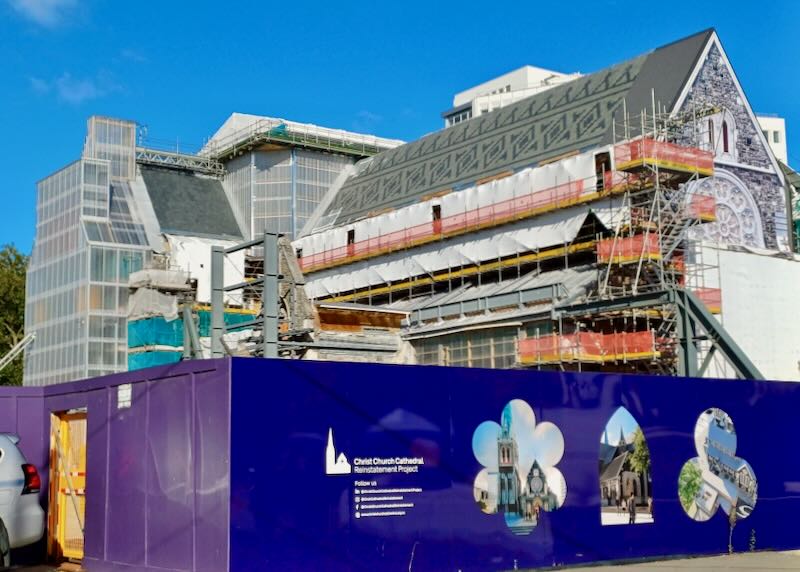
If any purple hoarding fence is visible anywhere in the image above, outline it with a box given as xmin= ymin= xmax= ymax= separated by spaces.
xmin=4 ymin=356 xmax=800 ymax=571
xmin=229 ymin=358 xmax=800 ymax=571
xmin=0 ymin=359 xmax=231 ymax=572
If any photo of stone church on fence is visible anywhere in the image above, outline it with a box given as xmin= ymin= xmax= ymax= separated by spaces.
xmin=599 ymin=407 xmax=654 ymax=525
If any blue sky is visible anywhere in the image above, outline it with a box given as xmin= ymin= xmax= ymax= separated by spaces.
xmin=2 ymin=0 xmax=798 ymax=253
xmin=602 ymin=407 xmax=640 ymax=445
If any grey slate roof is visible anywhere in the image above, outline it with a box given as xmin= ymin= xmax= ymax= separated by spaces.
xmin=599 ymin=443 xmax=617 ymax=467
xmin=393 ymin=264 xmax=597 ymax=314
xmin=780 ymin=161 xmax=800 ymax=189
xmin=600 ymin=452 xmax=628 ymax=482
xmin=140 ymin=165 xmax=242 ymax=239
xmin=321 ymin=29 xmax=714 ymax=227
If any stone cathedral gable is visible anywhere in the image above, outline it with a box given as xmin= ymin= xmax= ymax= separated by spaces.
xmin=678 ymin=44 xmax=773 ymax=170
xmin=676 ymin=42 xmax=789 ymax=251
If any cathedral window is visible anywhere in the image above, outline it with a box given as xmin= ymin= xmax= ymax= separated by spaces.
xmin=704 ymin=111 xmax=737 ymax=162
xmin=722 ymin=121 xmax=729 ymax=153
xmin=707 ymin=119 xmax=714 ymax=150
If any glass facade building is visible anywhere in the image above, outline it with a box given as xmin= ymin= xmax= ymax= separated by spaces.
xmin=25 ymin=114 xmax=398 ymax=386
xmin=25 ymin=118 xmax=151 ymax=385
xmin=223 ymin=149 xmax=353 ymax=240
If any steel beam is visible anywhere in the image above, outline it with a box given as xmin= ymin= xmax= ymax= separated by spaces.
xmin=677 ymin=289 xmax=764 ymax=380
xmin=675 ymin=289 xmax=698 ymax=377
xmin=224 ymin=236 xmax=265 ymax=254
xmin=697 ymin=345 xmax=718 ymax=378
xmin=557 ymin=290 xmax=672 ymax=317
xmin=262 ymin=232 xmax=279 ymax=358
xmin=223 ymin=278 xmax=265 ymax=292
xmin=557 ymin=287 xmax=764 ymax=380
xmin=278 ymin=340 xmax=397 ymax=352
xmin=210 ymin=246 xmax=225 ymax=358
xmin=182 ymin=304 xmax=203 ymax=360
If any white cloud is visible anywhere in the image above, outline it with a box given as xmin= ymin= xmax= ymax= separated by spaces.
xmin=8 ymin=0 xmax=77 ymax=28
xmin=55 ymin=73 xmax=101 ymax=104
xmin=30 ymin=71 xmax=120 ymax=105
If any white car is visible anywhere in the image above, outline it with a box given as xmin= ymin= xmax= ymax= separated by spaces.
xmin=0 ymin=434 xmax=45 ymax=568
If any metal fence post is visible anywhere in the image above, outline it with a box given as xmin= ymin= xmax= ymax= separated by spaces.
xmin=263 ymin=232 xmax=279 ymax=358
xmin=211 ymin=246 xmax=225 ymax=358
xmin=182 ymin=304 xmax=192 ymax=360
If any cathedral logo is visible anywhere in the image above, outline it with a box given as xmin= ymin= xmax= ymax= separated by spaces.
xmin=471 ymin=399 xmax=567 ymax=535
xmin=326 ymin=428 xmax=352 ymax=475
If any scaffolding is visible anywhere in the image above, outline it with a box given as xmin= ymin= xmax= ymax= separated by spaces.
xmin=209 ymin=234 xmax=411 ymax=362
xmin=518 ymin=331 xmax=660 ymax=365
xmin=201 ymin=118 xmax=398 ymax=162
xmin=299 ymin=177 xmax=613 ymax=274
xmin=531 ymin=102 xmax=752 ymax=377
xmin=290 ymin=99 xmax=759 ymax=378
xmin=134 ymin=147 xmax=225 ymax=177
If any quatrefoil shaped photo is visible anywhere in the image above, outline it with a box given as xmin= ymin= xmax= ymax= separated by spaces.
xmin=471 ymin=399 xmax=567 ymax=535
xmin=678 ymin=408 xmax=757 ymax=522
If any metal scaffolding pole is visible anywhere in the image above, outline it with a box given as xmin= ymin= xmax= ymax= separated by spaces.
xmin=210 ymin=233 xmax=280 ymax=359
xmin=211 ymin=246 xmax=225 ymax=358
xmin=263 ymin=232 xmax=279 ymax=358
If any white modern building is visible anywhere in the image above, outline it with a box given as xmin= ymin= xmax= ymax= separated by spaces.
xmin=756 ymin=114 xmax=788 ymax=164
xmin=442 ymin=65 xmax=581 ymax=128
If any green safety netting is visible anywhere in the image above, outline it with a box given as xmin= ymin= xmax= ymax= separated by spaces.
xmin=196 ymin=310 xmax=255 ymax=337
xmin=128 ymin=311 xmax=256 ymax=349
xmin=128 ymin=317 xmax=183 ymax=349
xmin=128 ymin=350 xmax=181 ymax=371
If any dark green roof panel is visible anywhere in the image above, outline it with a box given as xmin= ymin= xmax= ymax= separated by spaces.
xmin=323 ymin=29 xmax=714 ymax=227
xmin=615 ymin=28 xmax=714 ymax=130
xmin=140 ymin=165 xmax=242 ymax=239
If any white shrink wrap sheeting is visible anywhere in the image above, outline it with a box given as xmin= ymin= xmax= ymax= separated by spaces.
xmin=304 ymin=204 xmax=599 ymax=299
xmin=164 ymin=234 xmax=246 ymax=304
xmin=294 ymin=149 xmax=600 ymax=258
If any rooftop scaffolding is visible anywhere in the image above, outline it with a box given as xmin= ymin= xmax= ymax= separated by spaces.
xmin=135 ymin=147 xmax=225 ymax=176
xmin=201 ymin=117 xmax=403 ymax=161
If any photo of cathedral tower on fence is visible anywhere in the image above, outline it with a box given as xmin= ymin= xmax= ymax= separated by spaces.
xmin=472 ymin=399 xmax=566 ymax=535
xmin=599 ymin=407 xmax=654 ymax=525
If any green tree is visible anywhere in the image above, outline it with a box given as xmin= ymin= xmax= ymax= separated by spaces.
xmin=628 ymin=428 xmax=651 ymax=476
xmin=678 ymin=460 xmax=703 ymax=512
xmin=0 ymin=245 xmax=28 ymax=386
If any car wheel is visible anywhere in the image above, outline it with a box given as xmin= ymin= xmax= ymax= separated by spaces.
xmin=0 ymin=518 xmax=10 ymax=570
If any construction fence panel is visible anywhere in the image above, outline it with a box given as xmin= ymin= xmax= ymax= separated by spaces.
xmin=229 ymin=358 xmax=800 ymax=570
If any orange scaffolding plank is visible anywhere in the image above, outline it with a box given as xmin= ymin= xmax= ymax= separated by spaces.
xmin=597 ymin=233 xmax=661 ymax=264
xmin=518 ymin=331 xmax=659 ymax=365
xmin=614 ymin=138 xmax=714 ymax=176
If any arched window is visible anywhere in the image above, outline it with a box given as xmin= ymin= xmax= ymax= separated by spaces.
xmin=722 ymin=121 xmax=729 ymax=153
xmin=706 ymin=111 xmax=737 ymax=162
xmin=707 ymin=119 xmax=715 ymax=150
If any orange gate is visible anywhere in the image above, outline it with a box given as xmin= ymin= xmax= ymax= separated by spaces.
xmin=48 ymin=411 xmax=86 ymax=562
